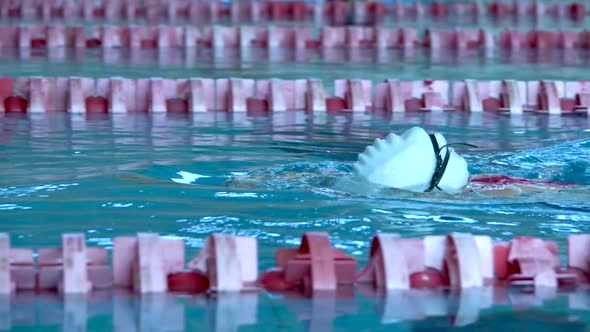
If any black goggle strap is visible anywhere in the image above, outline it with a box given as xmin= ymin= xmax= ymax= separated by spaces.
xmin=426 ymin=134 xmax=478 ymax=192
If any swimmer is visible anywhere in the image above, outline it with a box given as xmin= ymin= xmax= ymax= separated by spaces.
xmin=120 ymin=126 xmax=576 ymax=197
xmin=223 ymin=126 xmax=576 ymax=197
xmin=353 ymin=126 xmax=576 ymax=196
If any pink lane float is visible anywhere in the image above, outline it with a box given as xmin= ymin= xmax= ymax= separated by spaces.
xmin=2 ymin=231 xmax=590 ymax=296
xmin=0 ymin=0 xmax=585 ymax=24
xmin=0 ymin=76 xmax=589 ymax=114
xmin=3 ymin=24 xmax=590 ymax=51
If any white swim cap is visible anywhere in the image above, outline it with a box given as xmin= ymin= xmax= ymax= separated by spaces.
xmin=352 ymin=127 xmax=469 ymax=193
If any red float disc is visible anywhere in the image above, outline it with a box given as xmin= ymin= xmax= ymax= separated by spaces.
xmin=168 ymin=271 xmax=209 ymax=293
xmin=5 ymin=96 xmax=28 ymax=113
xmin=85 ymin=96 xmax=109 ymax=113
xmin=410 ymin=269 xmax=448 ymax=288
xmin=86 ymin=39 xmax=102 ymax=48
xmin=246 ymin=98 xmax=269 ymax=112
xmin=493 ymin=243 xmax=511 ymax=280
xmin=140 ymin=39 xmax=158 ymax=49
xmin=30 ymin=38 xmax=47 ymax=49
xmin=404 ymin=98 xmax=423 ymax=112
xmin=260 ymin=270 xmax=293 ymax=292
xmin=326 ymin=97 xmax=348 ymax=112
xmin=165 ymin=98 xmax=189 ymax=113
xmin=482 ymin=97 xmax=502 ymax=112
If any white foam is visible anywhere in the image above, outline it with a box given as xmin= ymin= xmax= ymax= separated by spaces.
xmin=171 ymin=171 xmax=211 ymax=184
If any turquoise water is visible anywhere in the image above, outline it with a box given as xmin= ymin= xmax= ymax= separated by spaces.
xmin=4 ymin=289 xmax=590 ymax=331
xmin=2 ymin=10 xmax=590 ymax=330
xmin=1 ymin=110 xmax=590 ymax=330
xmin=2 ymin=112 xmax=590 ymax=260
xmin=5 ymin=48 xmax=590 ymax=85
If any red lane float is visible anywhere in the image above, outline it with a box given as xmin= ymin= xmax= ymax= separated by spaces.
xmin=500 ymin=30 xmax=581 ymax=50
xmin=332 ymin=79 xmax=372 ymax=112
xmin=184 ymin=233 xmax=258 ymax=292
xmin=451 ymin=80 xmax=527 ymax=113
xmin=493 ymin=236 xmax=578 ymax=288
xmin=248 ymin=79 xmax=295 ymax=112
xmin=0 ymin=233 xmax=34 ymax=294
xmin=1 ymin=77 xmax=590 ymax=114
xmin=113 ymin=233 xmax=185 ymax=293
xmin=423 ymin=29 xmax=494 ymax=50
xmin=527 ymin=80 xmax=590 ymax=114
xmin=317 ymin=26 xmax=418 ymax=49
xmin=0 ymin=0 xmax=585 ymax=24
xmin=4 ymin=231 xmax=590 ymax=297
xmin=0 ymin=25 xmax=417 ymax=50
xmin=260 ymin=232 xmax=357 ymax=294
xmin=113 ymin=232 xmax=258 ymax=294
xmin=38 ymin=234 xmax=111 ymax=293
xmin=355 ymin=233 xmax=493 ymax=291
xmin=489 ymin=1 xmax=585 ymax=20
xmin=567 ymin=234 xmax=590 ymax=282
xmin=374 ymin=80 xmax=451 ymax=112
xmin=0 ymin=77 xmax=63 ymax=113
xmin=5 ymin=24 xmax=590 ymax=51
xmin=64 ymin=77 xmax=136 ymax=113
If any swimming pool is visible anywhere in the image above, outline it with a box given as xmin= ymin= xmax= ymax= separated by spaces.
xmin=1 ymin=109 xmax=590 ymax=330
xmin=3 ymin=2 xmax=590 ymax=330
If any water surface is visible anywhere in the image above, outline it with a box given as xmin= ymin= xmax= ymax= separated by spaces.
xmin=1 ymin=112 xmax=590 ymax=331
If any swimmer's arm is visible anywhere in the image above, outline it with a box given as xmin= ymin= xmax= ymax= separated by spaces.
xmin=116 ymin=173 xmax=172 ymax=185
xmin=119 ymin=171 xmax=306 ymax=189
xmin=468 ymin=182 xmax=568 ymax=197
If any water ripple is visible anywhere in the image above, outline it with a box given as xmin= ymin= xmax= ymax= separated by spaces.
xmin=1 ymin=113 xmax=590 ymax=269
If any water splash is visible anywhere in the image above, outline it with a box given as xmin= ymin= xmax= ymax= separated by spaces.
xmin=471 ymin=138 xmax=590 ymax=185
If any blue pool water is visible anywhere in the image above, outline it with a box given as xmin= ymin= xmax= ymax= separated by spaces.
xmin=1 ymin=110 xmax=590 ymax=330
xmin=2 ymin=111 xmax=590 ymax=259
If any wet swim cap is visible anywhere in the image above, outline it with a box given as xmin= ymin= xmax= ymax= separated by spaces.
xmin=353 ymin=127 xmax=469 ymax=193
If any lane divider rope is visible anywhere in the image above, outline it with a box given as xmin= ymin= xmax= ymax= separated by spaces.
xmin=0 ymin=76 xmax=588 ymax=114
